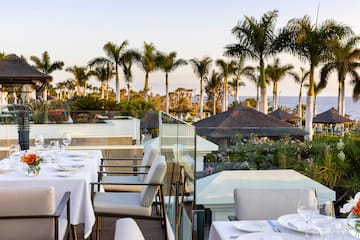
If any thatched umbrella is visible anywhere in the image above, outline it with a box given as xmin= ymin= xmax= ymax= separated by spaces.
xmin=269 ymin=109 xmax=300 ymax=125
xmin=0 ymin=54 xmax=51 ymax=98
xmin=193 ymin=105 xmax=306 ymax=149
xmin=313 ymin=107 xmax=354 ymax=124
xmin=140 ymin=109 xmax=159 ymax=129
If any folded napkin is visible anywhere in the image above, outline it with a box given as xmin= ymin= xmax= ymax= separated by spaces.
xmin=287 ymin=219 xmax=313 ymax=231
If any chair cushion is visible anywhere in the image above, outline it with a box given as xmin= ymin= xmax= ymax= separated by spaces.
xmin=114 ymin=218 xmax=145 ymax=240
xmin=0 ymin=186 xmax=67 ymax=240
xmin=234 ymin=188 xmax=317 ymax=220
xmin=0 ymin=186 xmax=55 ymax=216
xmin=103 ymin=175 xmax=142 ymax=192
xmin=140 ymin=155 xmax=167 ymax=207
xmin=94 ymin=192 xmax=152 ymax=216
xmin=140 ymin=143 xmax=160 ymax=182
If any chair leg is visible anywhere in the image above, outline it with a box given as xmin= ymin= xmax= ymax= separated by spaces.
xmin=96 ymin=216 xmax=101 ymax=240
xmin=71 ymin=225 xmax=78 ymax=240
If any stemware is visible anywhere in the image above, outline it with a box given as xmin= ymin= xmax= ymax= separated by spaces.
xmin=297 ymin=193 xmax=318 ymax=238
xmin=8 ymin=144 xmax=21 ymax=158
xmin=62 ymin=132 xmax=72 ymax=149
xmin=34 ymin=134 xmax=44 ymax=149
xmin=311 ymin=201 xmax=336 ymax=240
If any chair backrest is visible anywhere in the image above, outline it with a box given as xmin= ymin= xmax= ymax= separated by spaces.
xmin=140 ymin=155 xmax=167 ymax=207
xmin=234 ymin=188 xmax=317 ymax=220
xmin=140 ymin=143 xmax=160 ymax=182
xmin=0 ymin=186 xmax=56 ymax=239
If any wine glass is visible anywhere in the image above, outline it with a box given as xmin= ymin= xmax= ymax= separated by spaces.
xmin=9 ymin=144 xmax=21 ymax=158
xmin=34 ymin=134 xmax=44 ymax=149
xmin=311 ymin=201 xmax=336 ymax=240
xmin=62 ymin=132 xmax=72 ymax=149
xmin=297 ymin=195 xmax=318 ymax=238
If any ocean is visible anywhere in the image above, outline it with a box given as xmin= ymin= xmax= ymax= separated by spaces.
xmin=237 ymin=96 xmax=360 ymax=121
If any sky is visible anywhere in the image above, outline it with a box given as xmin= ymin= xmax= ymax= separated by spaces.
xmin=2 ymin=0 xmax=360 ymax=97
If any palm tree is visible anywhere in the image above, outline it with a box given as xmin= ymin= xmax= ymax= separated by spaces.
xmin=89 ymin=64 xmax=114 ymax=99
xmin=320 ymin=36 xmax=360 ymax=116
xmin=290 ymin=67 xmax=309 ymax=128
xmin=0 ymin=52 xmax=7 ymax=60
xmin=189 ymin=57 xmax=212 ymax=119
xmin=91 ymin=41 xmax=128 ymax=103
xmin=139 ymin=42 xmax=158 ymax=101
xmin=231 ymin=57 xmax=254 ymax=103
xmin=215 ymin=59 xmax=236 ymax=111
xmin=65 ymin=65 xmax=91 ymax=96
xmin=280 ymin=16 xmax=351 ymax=140
xmin=30 ymin=51 xmax=64 ymax=100
xmin=265 ymin=58 xmax=293 ymax=110
xmin=225 ymin=10 xmax=280 ymax=114
xmin=119 ymin=49 xmax=141 ymax=101
xmin=205 ymin=70 xmax=222 ymax=115
xmin=158 ymin=52 xmax=187 ymax=114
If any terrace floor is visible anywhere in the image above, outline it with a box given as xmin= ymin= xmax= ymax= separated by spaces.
xmin=74 ymin=217 xmax=166 ymax=240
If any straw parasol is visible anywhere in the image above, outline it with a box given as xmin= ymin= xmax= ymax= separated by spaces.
xmin=140 ymin=109 xmax=159 ymax=129
xmin=268 ymin=109 xmax=300 ymax=125
xmin=0 ymin=54 xmax=51 ymax=96
xmin=193 ymin=105 xmax=307 ymax=139
xmin=313 ymin=107 xmax=354 ymax=124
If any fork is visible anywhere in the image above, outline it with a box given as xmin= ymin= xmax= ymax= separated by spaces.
xmin=267 ymin=220 xmax=281 ymax=232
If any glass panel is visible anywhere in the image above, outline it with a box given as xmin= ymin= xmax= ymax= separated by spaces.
xmin=160 ymin=112 xmax=196 ymax=240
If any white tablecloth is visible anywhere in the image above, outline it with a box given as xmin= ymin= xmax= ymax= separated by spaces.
xmin=209 ymin=220 xmax=358 ymax=240
xmin=0 ymin=150 xmax=102 ymax=239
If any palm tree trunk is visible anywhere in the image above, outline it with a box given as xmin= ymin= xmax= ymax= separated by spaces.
xmin=298 ymin=83 xmax=303 ymax=128
xmin=213 ymin=93 xmax=216 ymax=116
xmin=106 ymin=81 xmax=109 ymax=100
xmin=273 ymin=82 xmax=278 ymax=110
xmin=305 ymin=68 xmax=315 ymax=140
xmin=235 ymin=80 xmax=239 ymax=103
xmin=165 ymin=73 xmax=169 ymax=114
xmin=144 ymin=72 xmax=149 ymax=101
xmin=338 ymin=79 xmax=342 ymax=114
xmin=259 ymin=62 xmax=268 ymax=114
xmin=256 ymin=86 xmax=260 ymax=111
xmin=222 ymin=76 xmax=228 ymax=112
xmin=222 ymin=78 xmax=226 ymax=112
xmin=127 ymin=83 xmax=130 ymax=101
xmin=101 ymin=82 xmax=105 ymax=99
xmin=340 ymin=79 xmax=346 ymax=116
xmin=115 ymin=65 xmax=120 ymax=103
xmin=200 ymin=77 xmax=204 ymax=119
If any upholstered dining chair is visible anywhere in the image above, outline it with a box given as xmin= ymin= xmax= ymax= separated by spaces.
xmin=114 ymin=218 xmax=145 ymax=240
xmin=98 ymin=142 xmax=160 ymax=192
xmin=233 ymin=188 xmax=317 ymax=220
xmin=91 ymin=155 xmax=167 ymax=240
xmin=0 ymin=186 xmax=71 ymax=240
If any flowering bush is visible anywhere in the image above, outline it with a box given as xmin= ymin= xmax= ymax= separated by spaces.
xmin=21 ymin=153 xmax=42 ymax=166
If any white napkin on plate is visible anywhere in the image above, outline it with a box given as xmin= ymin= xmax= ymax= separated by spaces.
xmin=287 ymin=219 xmax=313 ymax=231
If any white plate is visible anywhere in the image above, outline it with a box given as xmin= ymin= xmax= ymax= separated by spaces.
xmin=71 ymin=157 xmax=86 ymax=161
xmin=57 ymin=172 xmax=74 ymax=177
xmin=233 ymin=221 xmax=269 ymax=232
xmin=277 ymin=214 xmax=318 ymax=234
xmin=236 ymin=232 xmax=307 ymax=240
xmin=66 ymin=152 xmax=91 ymax=158
xmin=53 ymin=164 xmax=83 ymax=172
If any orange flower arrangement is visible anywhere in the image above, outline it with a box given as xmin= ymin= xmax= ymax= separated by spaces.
xmin=21 ymin=153 xmax=42 ymax=166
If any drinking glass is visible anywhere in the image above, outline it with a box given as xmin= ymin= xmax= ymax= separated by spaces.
xmin=9 ymin=144 xmax=21 ymax=158
xmin=311 ymin=201 xmax=336 ymax=240
xmin=34 ymin=134 xmax=44 ymax=149
xmin=62 ymin=132 xmax=72 ymax=149
xmin=49 ymin=140 xmax=59 ymax=162
xmin=297 ymin=195 xmax=318 ymax=238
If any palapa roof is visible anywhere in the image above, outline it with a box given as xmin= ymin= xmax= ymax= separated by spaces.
xmin=0 ymin=54 xmax=51 ymax=87
xmin=269 ymin=109 xmax=299 ymax=121
xmin=140 ymin=109 xmax=159 ymax=129
xmin=193 ymin=105 xmax=307 ymax=138
xmin=313 ymin=107 xmax=354 ymax=124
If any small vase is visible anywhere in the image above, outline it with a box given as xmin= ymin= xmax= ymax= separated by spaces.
xmin=347 ymin=212 xmax=360 ymax=238
xmin=25 ymin=165 xmax=40 ymax=177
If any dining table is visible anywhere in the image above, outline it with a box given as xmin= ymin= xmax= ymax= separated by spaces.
xmin=0 ymin=149 xmax=102 ymax=239
xmin=208 ymin=218 xmax=358 ymax=240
